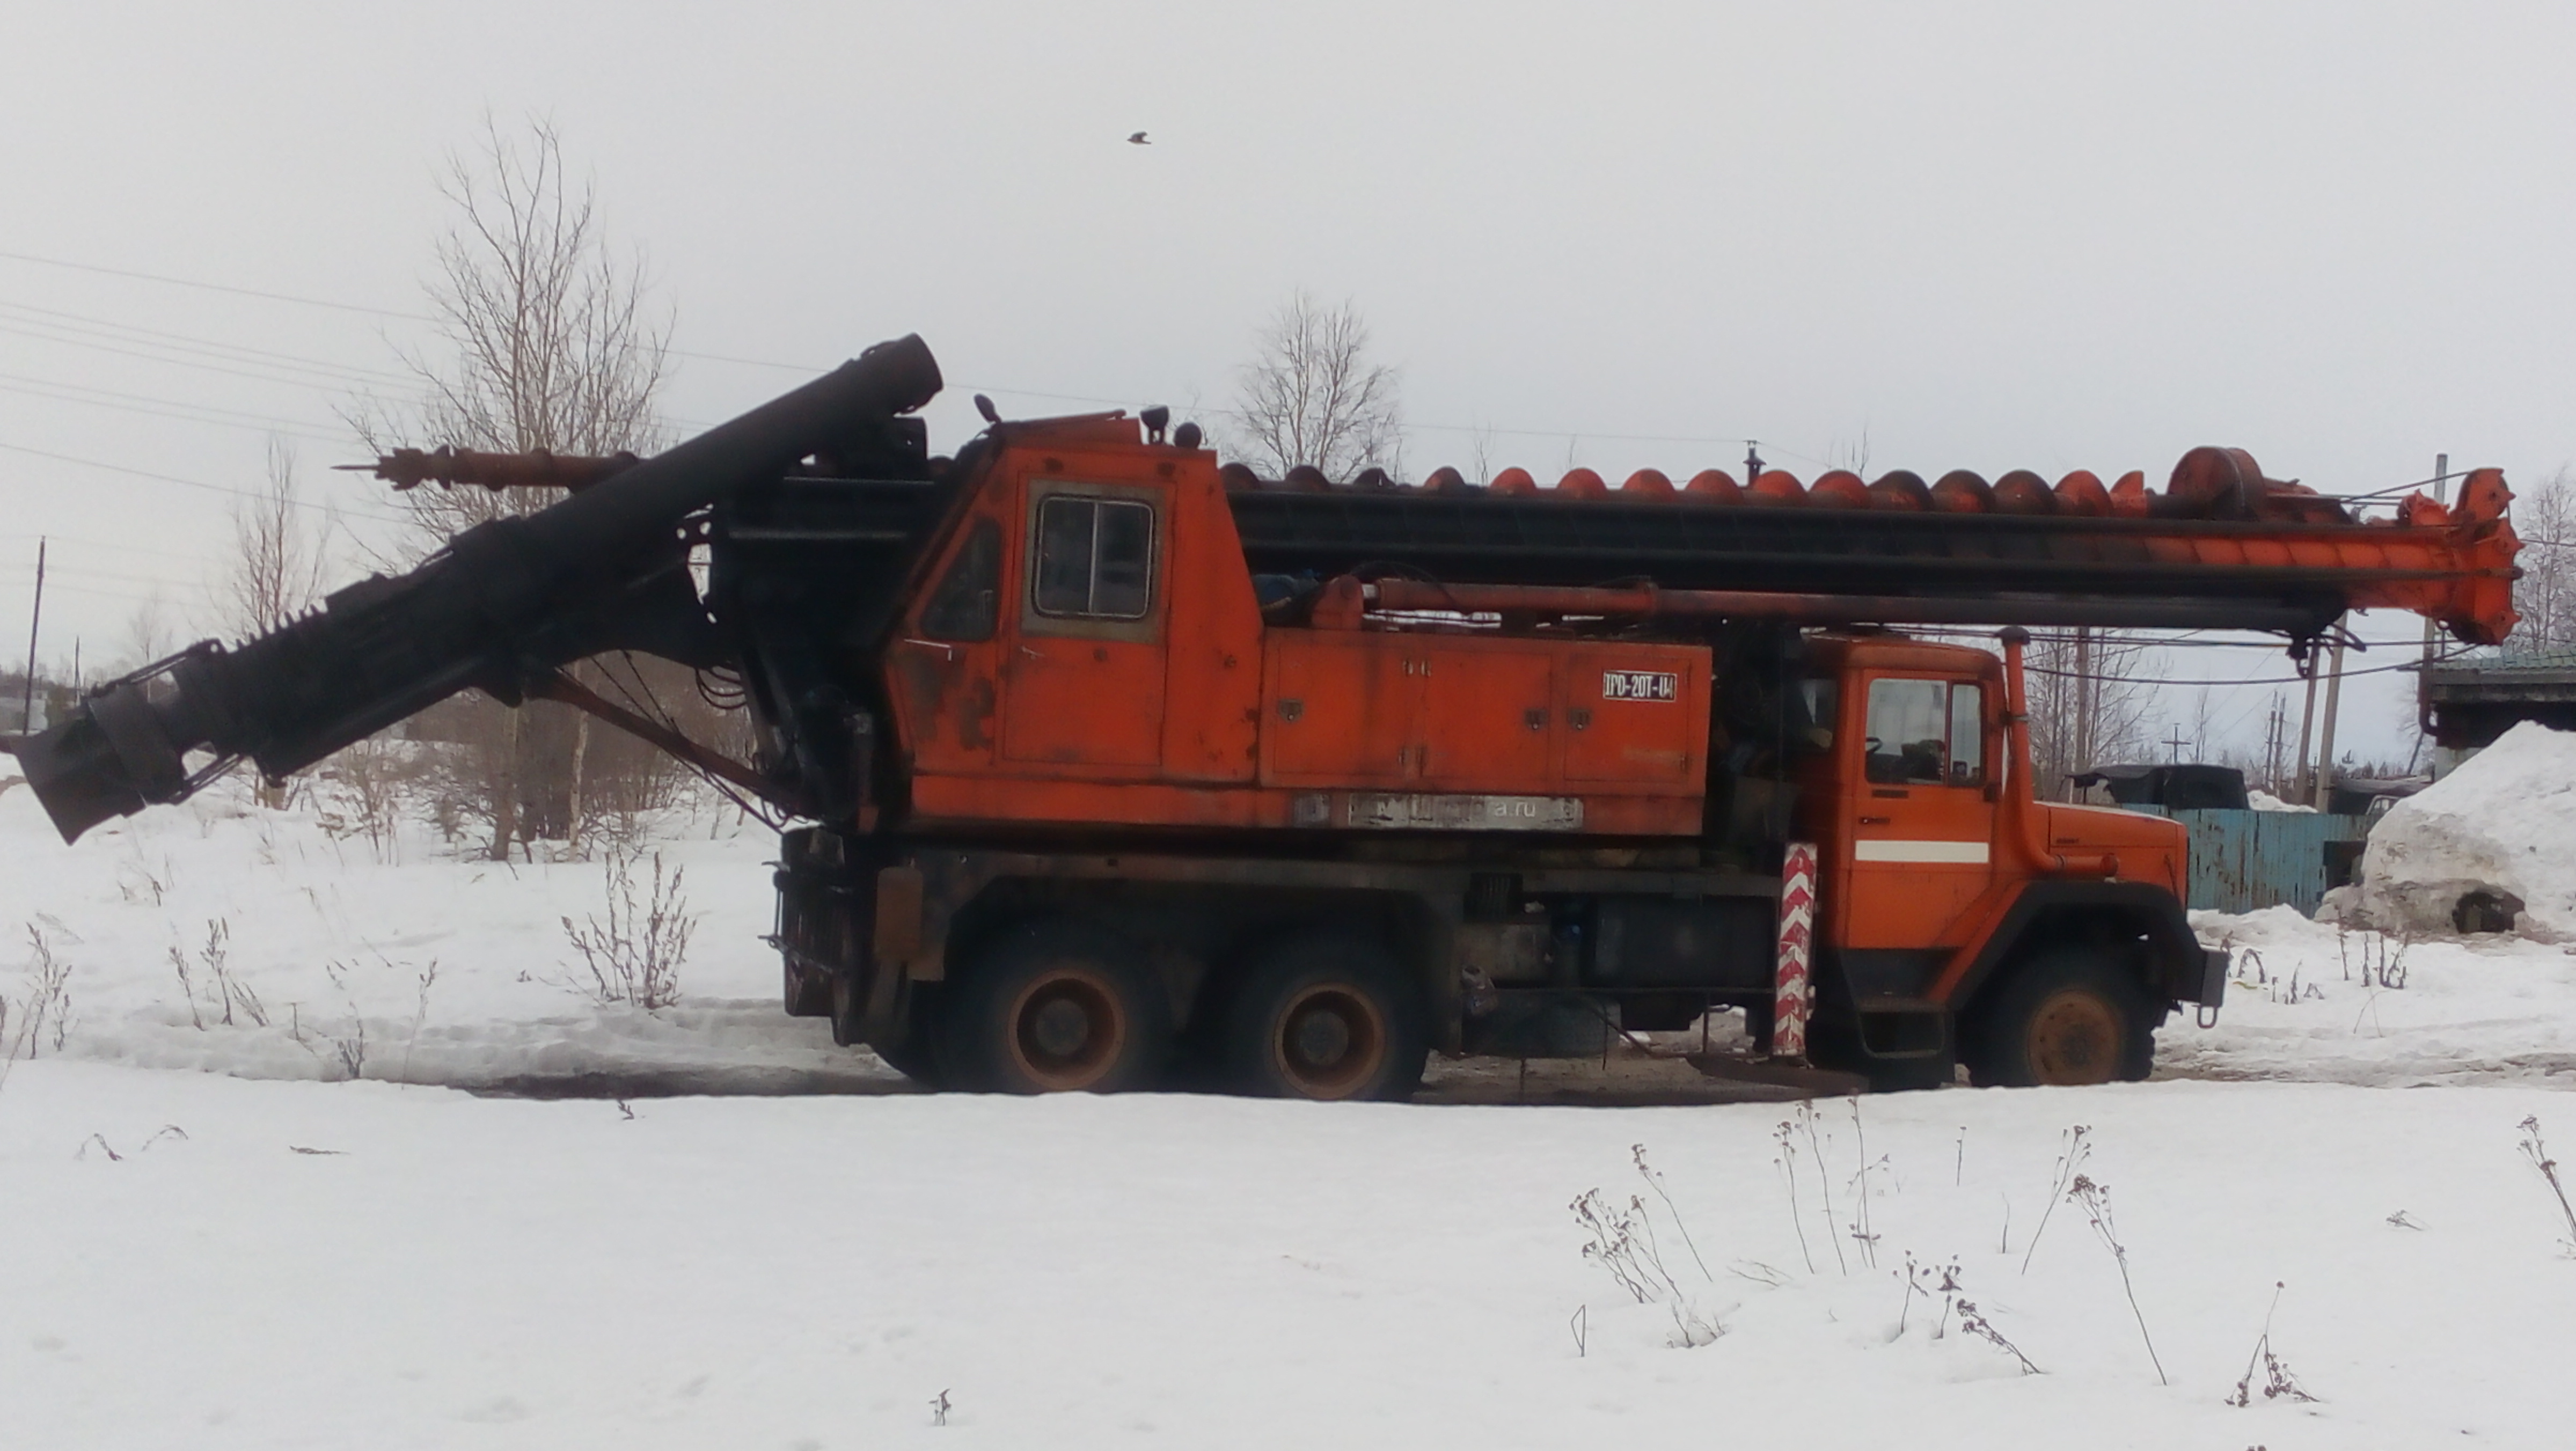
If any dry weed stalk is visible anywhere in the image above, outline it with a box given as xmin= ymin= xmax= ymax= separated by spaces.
xmin=1794 ymin=1100 xmax=1848 ymax=1274
xmin=1631 ymin=1144 xmax=1710 ymax=1280
xmin=2070 ymin=1173 xmax=2167 ymax=1386
xmin=2228 ymin=1281 xmax=2318 ymax=1408
xmin=1844 ymin=1097 xmax=1885 ymax=1270
xmin=1570 ymin=1184 xmax=1721 ymax=1346
xmin=1773 ymin=1121 xmax=1816 ymax=1274
xmin=3 ymin=924 xmax=76 ymax=1091
xmin=2517 ymin=1116 xmax=2576 ymax=1255
xmin=169 ymin=918 xmax=267 ymax=1029
xmin=1922 ymin=1259 xmax=2039 ymax=1373
xmin=559 ymin=846 xmax=694 ymax=1011
xmin=2020 ymin=1124 xmax=2091 ymax=1273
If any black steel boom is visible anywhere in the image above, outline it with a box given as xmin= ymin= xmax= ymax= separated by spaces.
xmin=5 ymin=335 xmax=941 ymax=844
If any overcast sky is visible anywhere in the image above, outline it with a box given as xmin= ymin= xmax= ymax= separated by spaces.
xmin=5 ymin=2 xmax=2571 ymax=766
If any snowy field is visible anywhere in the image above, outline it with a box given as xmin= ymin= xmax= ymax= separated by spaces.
xmin=6 ymin=774 xmax=2576 ymax=1447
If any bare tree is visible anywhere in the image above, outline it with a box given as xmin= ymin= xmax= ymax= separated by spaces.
xmin=2025 ymin=628 xmax=2162 ymax=799
xmin=2516 ymin=468 xmax=2576 ymax=653
xmin=1229 ymin=290 xmax=1402 ymax=480
xmin=223 ymin=436 xmax=327 ymax=643
xmin=120 ymin=590 xmax=174 ymax=675
xmin=221 ymin=436 xmax=330 ymax=807
xmin=349 ymin=115 xmax=672 ymax=861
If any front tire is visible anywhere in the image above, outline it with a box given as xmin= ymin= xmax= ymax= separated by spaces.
xmin=1222 ymin=933 xmax=1429 ymax=1101
xmin=939 ymin=921 xmax=1171 ymax=1094
xmin=1962 ymin=944 xmax=2156 ymax=1087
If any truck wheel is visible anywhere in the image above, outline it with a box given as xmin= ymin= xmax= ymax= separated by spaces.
xmin=1962 ymin=946 xmax=2155 ymax=1088
xmin=940 ymin=922 xmax=1170 ymax=1094
xmin=1223 ymin=933 xmax=1428 ymax=1102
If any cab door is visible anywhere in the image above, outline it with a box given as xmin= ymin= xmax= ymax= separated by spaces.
xmin=1000 ymin=480 xmax=1167 ymax=768
xmin=1838 ymin=675 xmax=1995 ymax=950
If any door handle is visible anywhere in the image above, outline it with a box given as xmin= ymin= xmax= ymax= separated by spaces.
xmin=1857 ymin=815 xmax=1891 ymax=826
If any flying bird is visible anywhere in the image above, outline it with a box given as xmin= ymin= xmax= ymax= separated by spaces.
xmin=1127 ymin=131 xmax=1151 ymax=145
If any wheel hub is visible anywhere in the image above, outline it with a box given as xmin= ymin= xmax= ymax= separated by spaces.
xmin=2025 ymin=989 xmax=2122 ymax=1086
xmin=1008 ymin=970 xmax=1125 ymax=1090
xmin=1272 ymin=986 xmax=1386 ymax=1098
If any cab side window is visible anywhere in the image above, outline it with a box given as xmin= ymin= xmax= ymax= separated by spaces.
xmin=1033 ymin=496 xmax=1154 ymax=620
xmin=919 ymin=517 xmax=1000 ymax=641
xmin=1864 ymin=678 xmax=1984 ymax=786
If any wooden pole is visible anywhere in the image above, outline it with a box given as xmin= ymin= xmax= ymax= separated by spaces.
xmin=2292 ymin=648 xmax=2321 ymax=803
xmin=19 ymin=537 xmax=43 ymax=734
xmin=2314 ymin=621 xmax=2350 ymax=808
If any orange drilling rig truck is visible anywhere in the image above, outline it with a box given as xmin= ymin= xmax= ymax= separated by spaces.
xmin=5 ymin=336 xmax=2521 ymax=1096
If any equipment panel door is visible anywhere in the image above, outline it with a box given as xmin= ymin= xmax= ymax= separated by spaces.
xmin=1000 ymin=482 xmax=1167 ymax=768
xmin=1837 ymin=675 xmax=1996 ymax=951
xmin=1558 ymin=643 xmax=1709 ymax=786
xmin=1417 ymin=646 xmax=1554 ymax=790
xmin=1260 ymin=634 xmax=1421 ymax=785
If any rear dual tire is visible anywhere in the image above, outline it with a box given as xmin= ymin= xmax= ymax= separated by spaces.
xmin=939 ymin=921 xmax=1171 ymax=1094
xmin=1221 ymin=934 xmax=1428 ymax=1102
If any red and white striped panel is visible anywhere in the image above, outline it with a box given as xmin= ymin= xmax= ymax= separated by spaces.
xmin=1772 ymin=841 xmax=1818 ymax=1062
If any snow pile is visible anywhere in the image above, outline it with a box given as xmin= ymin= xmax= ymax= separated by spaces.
xmin=2246 ymin=788 xmax=2314 ymax=812
xmin=2341 ymin=722 xmax=2576 ymax=940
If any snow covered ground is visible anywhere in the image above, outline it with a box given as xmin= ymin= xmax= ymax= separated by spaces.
xmin=8 ymin=773 xmax=2576 ymax=1445
xmin=0 ymin=774 xmax=900 ymax=1095
xmin=8 ymin=1062 xmax=2576 ymax=1448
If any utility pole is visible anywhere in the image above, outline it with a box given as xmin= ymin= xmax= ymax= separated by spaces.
xmin=2072 ymin=626 xmax=2095 ymax=776
xmin=2313 ymin=615 xmax=2349 ymax=808
xmin=2292 ymin=643 xmax=2321 ymax=803
xmin=19 ymin=536 xmax=44 ymax=735
xmin=2418 ymin=452 xmax=2447 ymax=778
xmin=2421 ymin=453 xmax=2448 ymax=671
xmin=2262 ymin=693 xmax=2285 ymax=796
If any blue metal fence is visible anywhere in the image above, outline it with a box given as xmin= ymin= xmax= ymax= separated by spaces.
xmin=2135 ymin=808 xmax=2373 ymax=914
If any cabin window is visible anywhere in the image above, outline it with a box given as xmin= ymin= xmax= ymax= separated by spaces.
xmin=919 ymin=518 xmax=1001 ymax=641
xmin=1033 ymin=496 xmax=1154 ymax=620
xmin=1865 ymin=677 xmax=1983 ymax=786
xmin=1946 ymin=683 xmax=1986 ymax=787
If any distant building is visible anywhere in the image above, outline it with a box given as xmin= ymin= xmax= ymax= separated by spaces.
xmin=2422 ymin=647 xmax=2576 ymax=776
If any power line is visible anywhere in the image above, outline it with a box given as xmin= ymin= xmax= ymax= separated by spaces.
xmin=0 ymin=247 xmax=1801 ymax=460
xmin=0 ymin=246 xmax=435 ymax=323
xmin=0 ymin=301 xmax=418 ymax=388
xmin=0 ymin=530 xmax=209 ymax=564
xmin=0 ymin=438 xmax=407 ymax=524
xmin=2021 ymin=654 xmax=2464 ymax=688
xmin=0 ymin=372 xmax=350 ymax=444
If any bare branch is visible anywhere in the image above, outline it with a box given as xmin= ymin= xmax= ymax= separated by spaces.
xmin=1228 ymin=290 xmax=1402 ymax=480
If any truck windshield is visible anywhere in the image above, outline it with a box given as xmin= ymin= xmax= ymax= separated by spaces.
xmin=1865 ymin=678 xmax=1984 ymax=786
